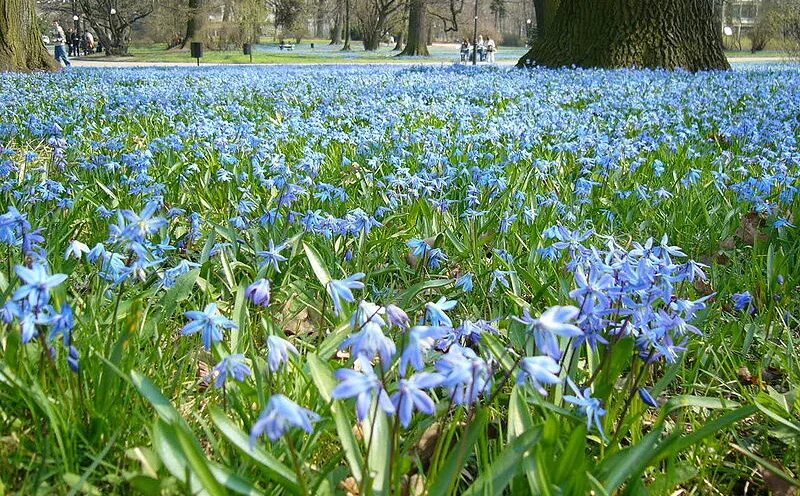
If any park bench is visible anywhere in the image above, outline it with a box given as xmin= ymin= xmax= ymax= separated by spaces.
xmin=279 ymin=44 xmax=294 ymax=51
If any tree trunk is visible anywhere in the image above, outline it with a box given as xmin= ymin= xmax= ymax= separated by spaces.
xmin=315 ymin=0 xmax=326 ymax=38
xmin=0 ymin=0 xmax=58 ymax=72
xmin=399 ymin=0 xmax=428 ymax=55
xmin=532 ymin=0 xmax=545 ymax=36
xmin=342 ymin=0 xmax=351 ymax=50
xmin=393 ymin=29 xmax=404 ymax=50
xmin=331 ymin=8 xmax=343 ymax=44
xmin=517 ymin=0 xmax=729 ymax=70
xmin=181 ymin=0 xmax=205 ymax=48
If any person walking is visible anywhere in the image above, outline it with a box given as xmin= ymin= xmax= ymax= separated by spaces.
xmin=71 ymin=29 xmax=81 ymax=57
xmin=52 ymin=21 xmax=71 ymax=67
xmin=477 ymin=35 xmax=485 ymax=62
xmin=84 ymin=31 xmax=95 ymax=55
xmin=460 ymin=39 xmax=469 ymax=62
xmin=486 ymin=37 xmax=496 ymax=63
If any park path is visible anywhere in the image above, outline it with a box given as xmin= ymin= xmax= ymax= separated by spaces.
xmin=67 ymin=56 xmax=788 ymax=69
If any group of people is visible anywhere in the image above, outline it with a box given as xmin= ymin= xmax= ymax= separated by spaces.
xmin=66 ymin=28 xmax=96 ymax=57
xmin=459 ymin=35 xmax=497 ymax=63
xmin=52 ymin=20 xmax=101 ymax=67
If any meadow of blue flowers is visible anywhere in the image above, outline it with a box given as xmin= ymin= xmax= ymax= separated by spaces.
xmin=0 ymin=64 xmax=798 ymax=494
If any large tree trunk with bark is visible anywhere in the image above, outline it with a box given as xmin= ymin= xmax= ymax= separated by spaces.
xmin=399 ymin=0 xmax=429 ymax=55
xmin=0 ymin=0 xmax=58 ymax=72
xmin=517 ymin=0 xmax=729 ymax=71
xmin=342 ymin=0 xmax=352 ymax=50
xmin=181 ymin=0 xmax=205 ymax=48
xmin=330 ymin=7 xmax=343 ymax=44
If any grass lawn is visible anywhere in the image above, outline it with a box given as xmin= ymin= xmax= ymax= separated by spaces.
xmin=78 ymin=41 xmax=530 ymax=65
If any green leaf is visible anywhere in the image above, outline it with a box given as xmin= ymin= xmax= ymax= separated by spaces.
xmin=657 ymin=395 xmax=742 ymax=422
xmin=306 ymin=354 xmax=364 ymax=482
xmin=143 ymin=269 xmax=200 ymax=338
xmin=730 ymin=443 xmax=800 ymax=488
xmin=652 ymin=405 xmax=757 ymax=464
xmin=303 ymin=242 xmax=332 ymax=287
xmin=462 ymin=426 xmax=542 ymax=496
xmin=209 ymin=407 xmax=299 ymax=493
xmin=507 ymin=386 xmax=533 ymax=442
xmin=598 ymin=425 xmax=663 ymax=494
xmin=428 ymin=409 xmax=489 ymax=496
xmin=173 ymin=422 xmax=228 ymax=496
xmin=363 ymin=410 xmax=392 ymax=494
xmin=130 ymin=371 xmax=183 ymax=426
xmin=398 ymin=278 xmax=453 ymax=309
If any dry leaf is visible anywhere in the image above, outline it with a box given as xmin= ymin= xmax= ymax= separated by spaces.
xmin=340 ymin=476 xmax=360 ymax=496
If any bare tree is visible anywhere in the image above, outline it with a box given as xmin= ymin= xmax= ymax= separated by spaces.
xmin=75 ymin=0 xmax=155 ymax=55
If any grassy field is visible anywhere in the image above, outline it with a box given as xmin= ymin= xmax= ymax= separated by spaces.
xmin=68 ymin=39 xmax=796 ymax=66
xmin=0 ymin=64 xmax=799 ymax=495
xmin=79 ymin=41 xmax=528 ymax=65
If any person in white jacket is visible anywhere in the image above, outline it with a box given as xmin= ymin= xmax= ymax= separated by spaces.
xmin=52 ymin=21 xmax=71 ymax=67
xmin=486 ymin=38 xmax=497 ymax=63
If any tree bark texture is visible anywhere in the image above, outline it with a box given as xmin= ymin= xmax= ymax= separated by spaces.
xmin=182 ymin=0 xmax=205 ymax=47
xmin=517 ymin=0 xmax=729 ymax=71
xmin=330 ymin=7 xmax=343 ymax=44
xmin=342 ymin=0 xmax=352 ymax=50
xmin=399 ymin=0 xmax=429 ymax=55
xmin=0 ymin=0 xmax=58 ymax=72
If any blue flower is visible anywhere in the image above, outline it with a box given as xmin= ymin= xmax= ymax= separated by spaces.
xmin=121 ymin=201 xmax=167 ymax=242
xmin=385 ymin=304 xmax=410 ymax=329
xmin=267 ymin=335 xmax=299 ymax=372
xmin=182 ymin=303 xmax=238 ymax=350
xmin=513 ymin=306 xmax=583 ymax=359
xmin=517 ymin=356 xmax=562 ymax=395
xmin=399 ymin=325 xmax=447 ymax=375
xmin=13 ymin=264 xmax=67 ymax=309
xmin=64 ymin=240 xmax=89 ymax=260
xmin=250 ymin=394 xmax=320 ymax=444
xmin=425 ymin=297 xmax=457 ymax=327
xmin=341 ymin=320 xmax=396 ymax=364
xmin=435 ymin=345 xmax=491 ymax=406
xmin=246 ymin=278 xmax=271 ymax=307
xmin=732 ymin=291 xmax=754 ymax=314
xmin=638 ymin=387 xmax=659 ymax=408
xmin=211 ymin=354 xmax=252 ymax=388
xmin=332 ymin=363 xmax=395 ymax=421
xmin=564 ymin=378 xmax=607 ymax=440
xmin=455 ymin=273 xmax=474 ymax=293
xmin=326 ymin=273 xmax=365 ymax=315
xmin=391 ymin=372 xmax=444 ymax=427
xmin=407 ymin=238 xmax=430 ymax=257
xmin=257 ymin=240 xmax=288 ymax=273
xmin=48 ymin=303 xmax=74 ymax=345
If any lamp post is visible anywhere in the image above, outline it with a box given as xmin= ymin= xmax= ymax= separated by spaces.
xmin=526 ymin=18 xmax=531 ymax=46
xmin=472 ymin=0 xmax=478 ymax=66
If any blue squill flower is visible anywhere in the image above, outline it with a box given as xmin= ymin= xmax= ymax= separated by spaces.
xmin=564 ymin=378 xmax=607 ymax=440
xmin=246 ymin=278 xmax=271 ymax=307
xmin=182 ymin=303 xmax=238 ymax=350
xmin=455 ymin=273 xmax=474 ymax=293
xmin=517 ymin=356 xmax=562 ymax=395
xmin=250 ymin=394 xmax=320 ymax=444
xmin=13 ymin=264 xmax=67 ymax=309
xmin=391 ymin=372 xmax=444 ymax=427
xmin=425 ymin=297 xmax=457 ymax=327
xmin=267 ymin=335 xmax=299 ymax=372
xmin=332 ymin=362 xmax=395 ymax=421
xmin=257 ymin=240 xmax=288 ymax=273
xmin=326 ymin=273 xmax=365 ymax=315
xmin=211 ymin=354 xmax=252 ymax=388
